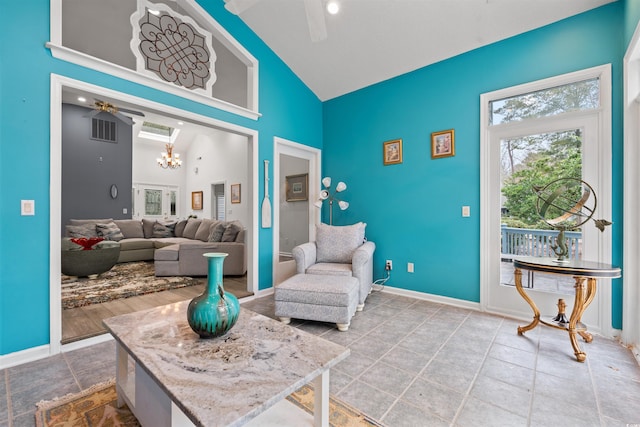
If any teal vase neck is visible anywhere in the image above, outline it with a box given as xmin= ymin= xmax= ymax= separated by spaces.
xmin=204 ymin=253 xmax=228 ymax=294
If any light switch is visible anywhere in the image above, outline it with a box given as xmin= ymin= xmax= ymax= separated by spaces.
xmin=21 ymin=200 xmax=35 ymax=216
xmin=462 ymin=206 xmax=470 ymax=217
xmin=123 ymin=208 xmax=128 ymax=214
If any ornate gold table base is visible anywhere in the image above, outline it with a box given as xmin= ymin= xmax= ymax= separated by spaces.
xmin=515 ymin=268 xmax=596 ymax=362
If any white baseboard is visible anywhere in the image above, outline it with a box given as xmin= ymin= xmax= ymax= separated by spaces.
xmin=61 ymin=333 xmax=113 ymax=352
xmin=0 ymin=344 xmax=51 ymax=370
xmin=379 ymin=286 xmax=481 ymax=311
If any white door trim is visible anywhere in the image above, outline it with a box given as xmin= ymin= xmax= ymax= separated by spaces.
xmin=273 ymin=138 xmax=321 ymax=286
xmin=50 ymin=74 xmax=259 ymax=355
xmin=480 ymin=64 xmax=613 ymax=335
xmin=623 ymin=23 xmax=640 ymax=359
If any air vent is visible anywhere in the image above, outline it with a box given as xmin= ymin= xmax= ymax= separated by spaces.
xmin=91 ymin=118 xmax=117 ymax=143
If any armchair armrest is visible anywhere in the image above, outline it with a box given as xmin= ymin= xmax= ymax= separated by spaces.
xmin=292 ymin=242 xmax=317 ymax=274
xmin=352 ymin=241 xmax=376 ymax=267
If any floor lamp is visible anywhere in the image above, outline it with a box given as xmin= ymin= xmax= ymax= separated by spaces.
xmin=314 ymin=177 xmax=349 ymax=225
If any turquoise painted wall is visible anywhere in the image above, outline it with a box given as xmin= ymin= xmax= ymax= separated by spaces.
xmin=625 ymin=0 xmax=640 ymax=46
xmin=0 ymin=1 xmax=322 ymax=355
xmin=323 ymin=3 xmax=625 ymax=326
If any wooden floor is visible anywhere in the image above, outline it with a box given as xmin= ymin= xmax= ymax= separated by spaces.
xmin=62 ymin=276 xmax=251 ymax=344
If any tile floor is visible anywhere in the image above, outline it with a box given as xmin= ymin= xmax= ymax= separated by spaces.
xmin=2 ymin=291 xmax=639 ymax=426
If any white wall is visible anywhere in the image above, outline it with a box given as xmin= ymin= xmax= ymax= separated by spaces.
xmin=186 ymin=131 xmax=250 ymax=228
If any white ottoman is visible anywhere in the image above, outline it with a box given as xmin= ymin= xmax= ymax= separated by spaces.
xmin=274 ymin=274 xmax=360 ymax=331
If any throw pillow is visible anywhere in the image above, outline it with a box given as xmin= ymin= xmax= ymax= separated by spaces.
xmin=208 ymin=221 xmax=226 ymax=242
xmin=96 ymin=222 xmax=125 ymax=241
xmin=142 ymin=218 xmax=156 ymax=238
xmin=152 ymin=221 xmax=176 ymax=238
xmin=69 ymin=218 xmax=113 ymax=226
xmin=182 ymin=218 xmax=202 ymax=240
xmin=113 ymin=219 xmax=144 ymax=239
xmin=221 ymin=221 xmax=242 ymax=242
xmin=174 ymin=219 xmax=188 ymax=237
xmin=195 ymin=219 xmax=214 ymax=242
xmin=65 ymin=224 xmax=99 ymax=238
xmin=316 ymin=222 xmax=366 ymax=263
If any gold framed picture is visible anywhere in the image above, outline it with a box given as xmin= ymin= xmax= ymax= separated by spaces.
xmin=286 ymin=173 xmax=308 ymax=201
xmin=231 ymin=183 xmax=241 ymax=204
xmin=191 ymin=191 xmax=203 ymax=210
xmin=383 ymin=139 xmax=403 ymax=165
xmin=431 ymin=129 xmax=455 ymax=159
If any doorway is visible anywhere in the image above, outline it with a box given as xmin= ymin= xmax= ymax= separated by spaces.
xmin=50 ymin=74 xmax=259 ymax=353
xmin=480 ymin=65 xmax=613 ymax=335
xmin=273 ymin=137 xmax=321 ymax=285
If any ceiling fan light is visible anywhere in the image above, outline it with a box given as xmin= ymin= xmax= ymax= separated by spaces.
xmin=327 ymin=1 xmax=339 ymax=15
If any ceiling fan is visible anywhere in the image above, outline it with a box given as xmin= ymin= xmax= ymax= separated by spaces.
xmin=224 ymin=0 xmax=330 ymax=42
xmin=86 ymin=100 xmax=145 ymax=126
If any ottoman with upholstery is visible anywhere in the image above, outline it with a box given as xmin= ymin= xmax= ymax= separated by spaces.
xmin=275 ymin=273 xmax=360 ymax=331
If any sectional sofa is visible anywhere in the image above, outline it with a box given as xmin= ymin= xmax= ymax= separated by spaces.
xmin=64 ymin=217 xmax=247 ymax=276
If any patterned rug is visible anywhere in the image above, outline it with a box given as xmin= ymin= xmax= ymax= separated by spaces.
xmin=61 ymin=261 xmax=205 ymax=309
xmin=35 ymin=379 xmax=384 ymax=427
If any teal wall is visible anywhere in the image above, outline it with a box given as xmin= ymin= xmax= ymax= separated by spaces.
xmin=323 ymin=3 xmax=625 ymax=325
xmin=0 ymin=1 xmax=632 ymax=356
xmin=0 ymin=1 xmax=322 ymax=355
xmin=625 ymin=0 xmax=640 ymax=46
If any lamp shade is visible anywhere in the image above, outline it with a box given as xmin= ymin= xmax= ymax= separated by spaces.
xmin=322 ymin=177 xmax=332 ymax=188
xmin=320 ymin=190 xmax=330 ymax=200
xmin=314 ymin=200 xmax=323 ymax=208
xmin=336 ymin=181 xmax=347 ymax=192
xmin=338 ymin=201 xmax=349 ymax=210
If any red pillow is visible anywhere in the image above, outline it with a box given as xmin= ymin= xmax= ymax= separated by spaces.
xmin=70 ymin=237 xmax=104 ymax=250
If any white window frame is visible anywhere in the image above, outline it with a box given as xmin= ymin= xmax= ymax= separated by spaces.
xmin=48 ymin=0 xmax=260 ymax=120
xmin=480 ymin=64 xmax=614 ymax=336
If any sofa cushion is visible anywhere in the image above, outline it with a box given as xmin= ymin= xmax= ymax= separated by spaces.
xmin=174 ymin=219 xmax=188 ymax=237
xmin=222 ymin=221 xmax=242 ymax=242
xmin=152 ymin=221 xmax=176 ymax=238
xmin=96 ymin=222 xmax=125 ymax=241
xmin=182 ymin=218 xmax=202 ymax=240
xmin=316 ymin=222 xmax=366 ymax=264
xmin=208 ymin=221 xmax=226 ymax=242
xmin=118 ymin=238 xmax=155 ymax=251
xmin=114 ymin=219 xmax=144 ymax=239
xmin=195 ymin=219 xmax=214 ymax=242
xmin=69 ymin=218 xmax=113 ymax=226
xmin=142 ymin=219 xmax=156 ymax=238
xmin=65 ymin=224 xmax=99 ymax=238
xmin=154 ymin=244 xmax=180 ymax=261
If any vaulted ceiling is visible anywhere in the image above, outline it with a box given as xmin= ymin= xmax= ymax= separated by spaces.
xmin=225 ymin=0 xmax=615 ymax=101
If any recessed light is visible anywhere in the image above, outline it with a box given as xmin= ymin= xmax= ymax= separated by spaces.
xmin=178 ymin=121 xmax=184 ymax=126
xmin=77 ymin=96 xmax=86 ymax=103
xmin=327 ymin=1 xmax=339 ymax=15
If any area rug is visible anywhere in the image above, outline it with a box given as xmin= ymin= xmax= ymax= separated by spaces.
xmin=35 ymin=379 xmax=384 ymax=427
xmin=61 ymin=261 xmax=204 ymax=309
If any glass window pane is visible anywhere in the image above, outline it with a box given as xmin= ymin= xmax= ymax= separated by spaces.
xmin=490 ymin=78 xmax=599 ymax=125
xmin=144 ymin=189 xmax=162 ymax=216
xmin=170 ymin=191 xmax=177 ymax=216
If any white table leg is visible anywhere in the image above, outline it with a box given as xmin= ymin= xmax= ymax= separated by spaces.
xmin=115 ymin=343 xmax=128 ymax=408
xmin=313 ymin=370 xmax=330 ymax=427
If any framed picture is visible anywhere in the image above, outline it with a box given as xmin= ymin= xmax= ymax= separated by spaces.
xmin=286 ymin=173 xmax=308 ymax=201
xmin=231 ymin=183 xmax=241 ymax=204
xmin=191 ymin=191 xmax=203 ymax=210
xmin=383 ymin=139 xmax=403 ymax=165
xmin=431 ymin=129 xmax=455 ymax=159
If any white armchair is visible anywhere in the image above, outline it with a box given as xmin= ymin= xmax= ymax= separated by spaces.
xmin=292 ymin=222 xmax=375 ymax=311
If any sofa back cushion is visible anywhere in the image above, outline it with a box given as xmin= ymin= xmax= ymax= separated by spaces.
xmin=316 ymin=222 xmax=366 ymax=263
xmin=114 ymin=219 xmax=144 ymax=239
xmin=182 ymin=218 xmax=202 ymax=240
xmin=222 ymin=221 xmax=243 ymax=242
xmin=195 ymin=219 xmax=214 ymax=242
xmin=152 ymin=221 xmax=176 ymax=238
xmin=96 ymin=222 xmax=125 ymax=241
xmin=174 ymin=219 xmax=188 ymax=237
xmin=65 ymin=224 xmax=99 ymax=238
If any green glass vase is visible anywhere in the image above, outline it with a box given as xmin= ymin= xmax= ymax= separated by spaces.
xmin=187 ymin=253 xmax=240 ymax=338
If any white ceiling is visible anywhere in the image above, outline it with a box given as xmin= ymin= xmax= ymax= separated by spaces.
xmin=228 ymin=0 xmax=615 ymax=101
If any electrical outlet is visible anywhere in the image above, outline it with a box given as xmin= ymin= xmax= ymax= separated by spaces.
xmin=385 ymin=260 xmax=393 ymax=271
xmin=408 ymin=262 xmax=414 ymax=273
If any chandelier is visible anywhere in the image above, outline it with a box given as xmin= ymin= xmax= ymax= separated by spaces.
xmin=157 ymin=143 xmax=182 ymax=169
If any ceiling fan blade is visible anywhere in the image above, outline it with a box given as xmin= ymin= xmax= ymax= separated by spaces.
xmin=83 ymin=109 xmax=101 ymax=119
xmin=224 ymin=0 xmax=261 ymax=15
xmin=113 ymin=111 xmax=134 ymax=126
xmin=304 ymin=0 xmax=327 ymax=42
xmin=118 ymin=107 xmax=145 ymax=117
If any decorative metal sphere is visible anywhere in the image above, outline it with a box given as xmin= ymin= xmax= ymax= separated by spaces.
xmin=534 ymin=177 xmax=596 ymax=231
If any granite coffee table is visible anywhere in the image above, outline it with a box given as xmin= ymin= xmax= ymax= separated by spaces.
xmin=103 ymin=301 xmax=350 ymax=427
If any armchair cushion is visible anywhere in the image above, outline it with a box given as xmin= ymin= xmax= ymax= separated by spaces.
xmin=306 ymin=263 xmax=353 ymax=276
xmin=316 ymin=222 xmax=366 ymax=263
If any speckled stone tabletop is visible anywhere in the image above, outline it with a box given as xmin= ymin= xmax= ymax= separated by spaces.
xmin=103 ymin=301 xmax=350 ymax=427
